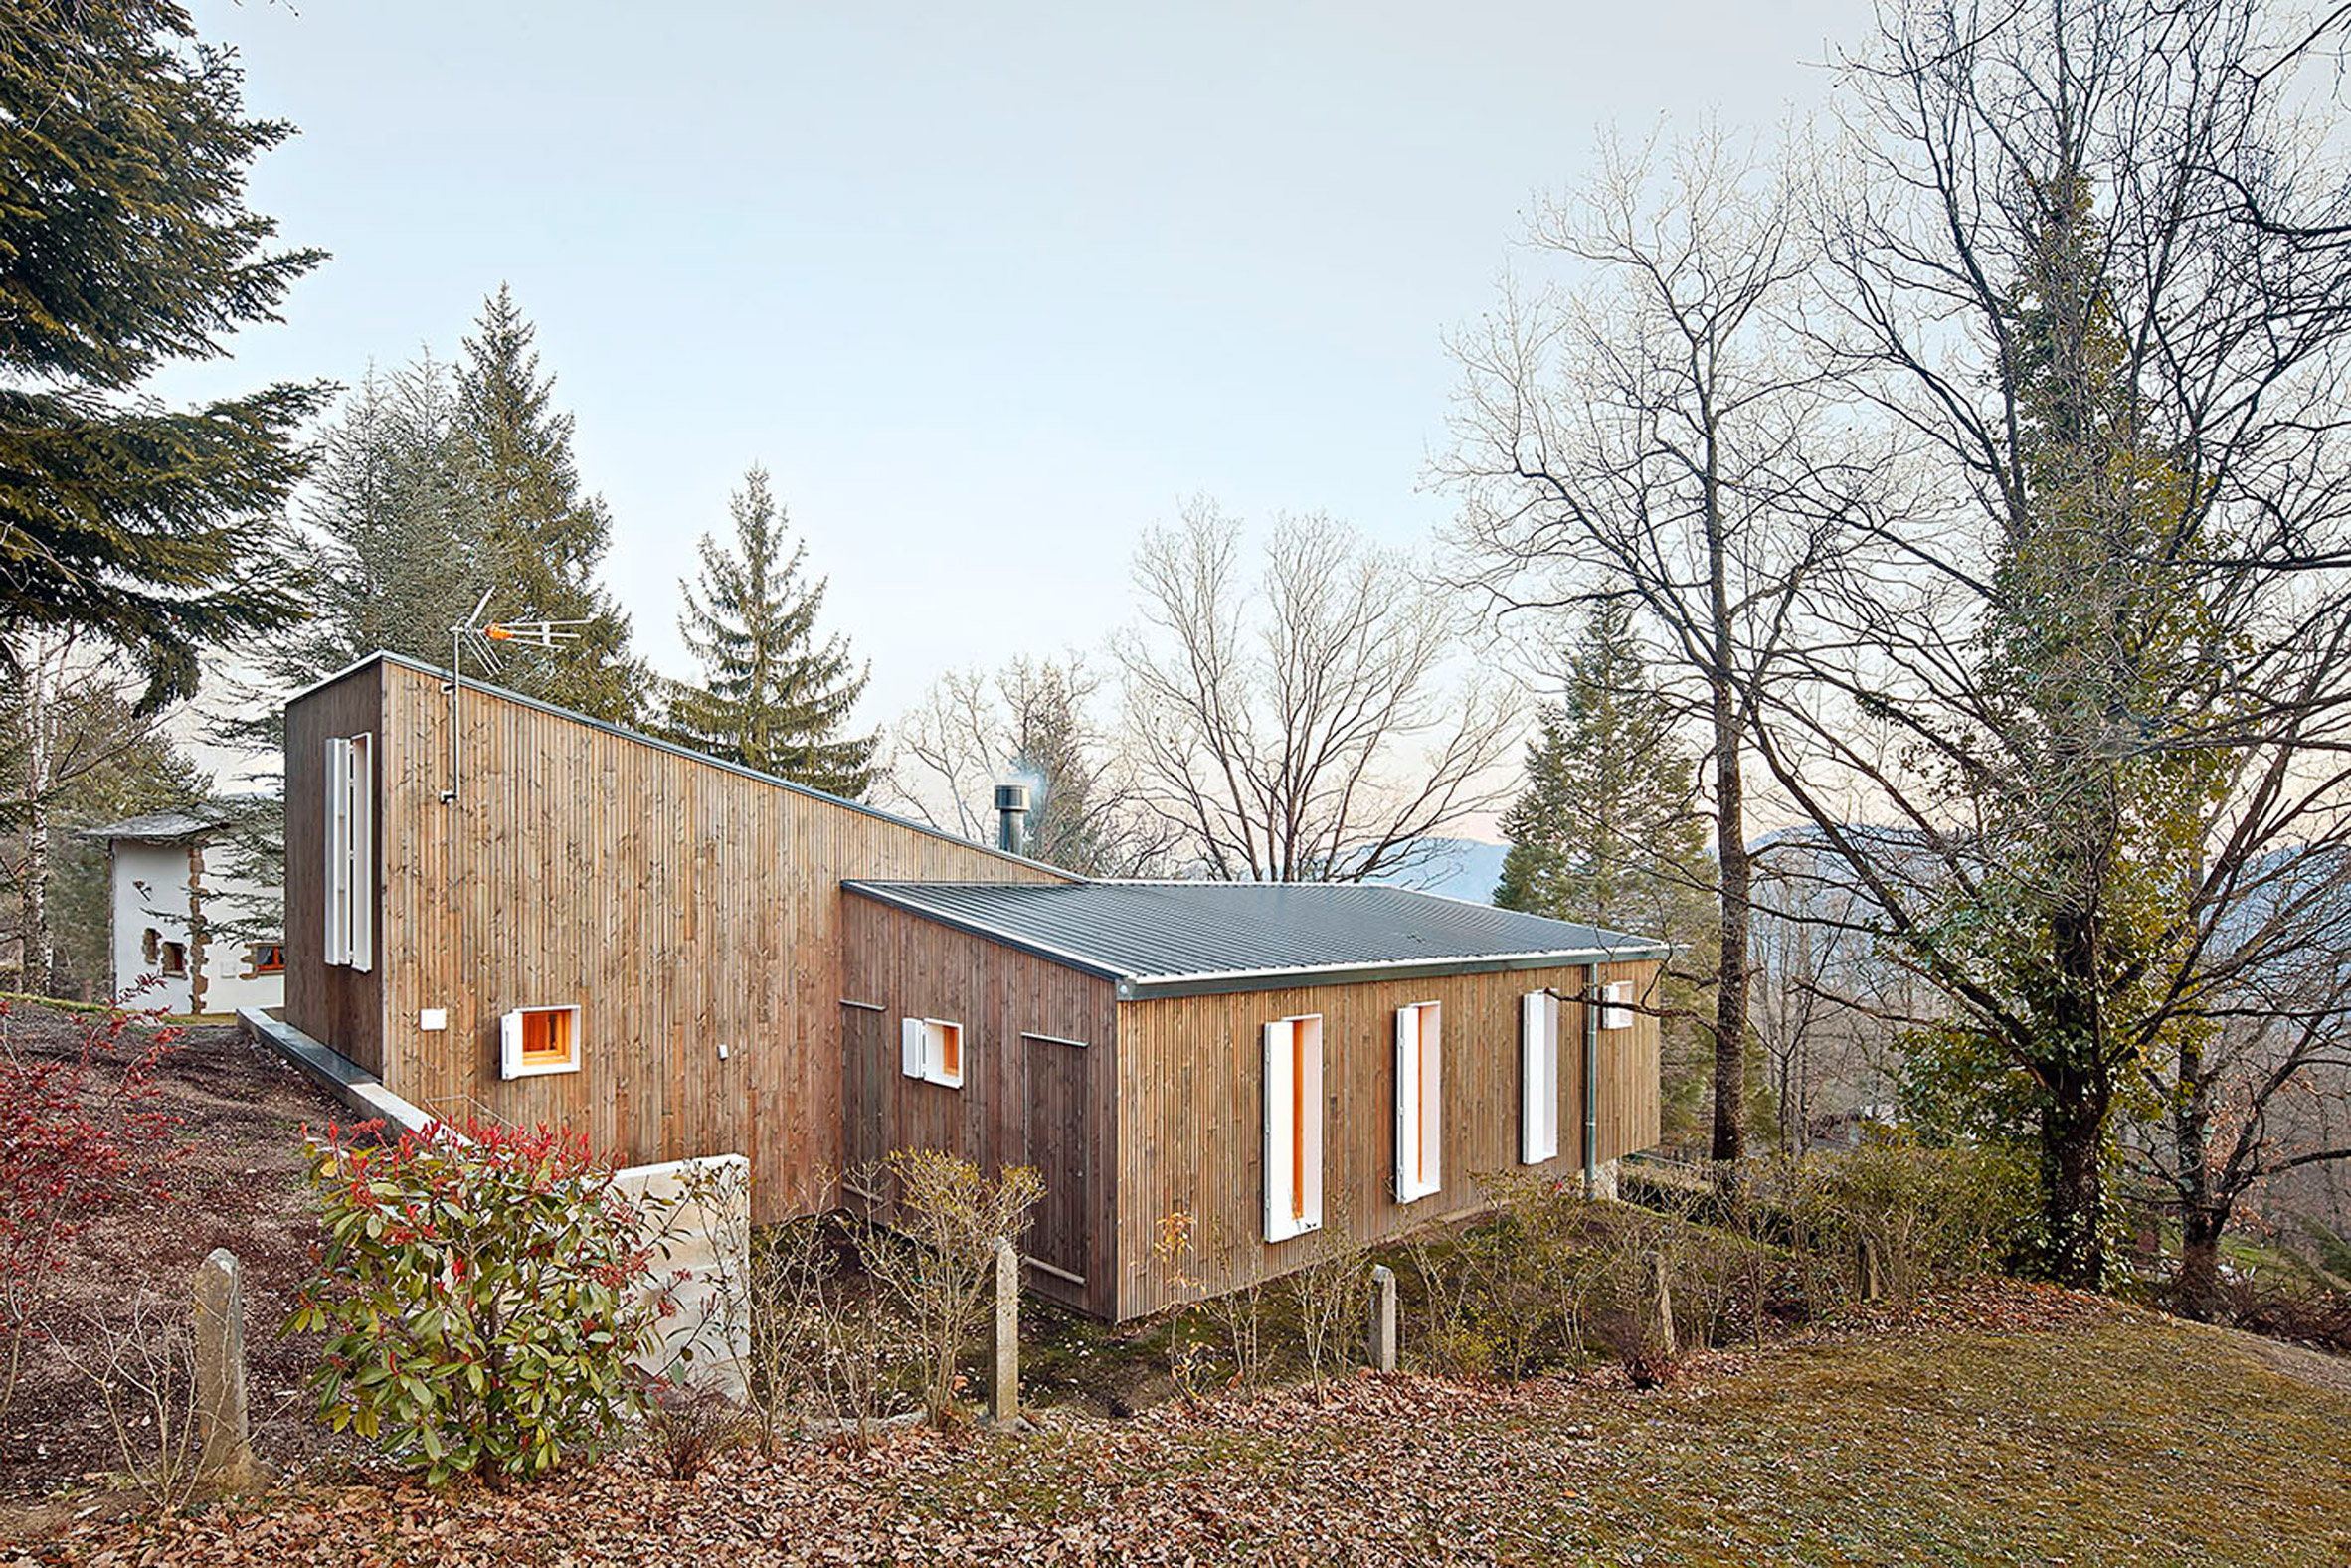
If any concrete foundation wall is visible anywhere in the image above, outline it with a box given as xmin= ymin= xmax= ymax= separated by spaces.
xmin=616 ymin=1153 xmax=752 ymax=1400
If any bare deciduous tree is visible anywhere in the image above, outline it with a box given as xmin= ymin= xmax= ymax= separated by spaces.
xmin=1754 ymin=0 xmax=2351 ymax=1287
xmin=1441 ymin=130 xmax=1866 ymax=1159
xmin=883 ymin=654 xmax=1175 ymax=876
xmin=1115 ymin=500 xmax=1516 ymax=884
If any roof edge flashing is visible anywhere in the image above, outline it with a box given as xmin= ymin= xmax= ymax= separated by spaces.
xmin=1115 ymin=944 xmax=1672 ymax=1000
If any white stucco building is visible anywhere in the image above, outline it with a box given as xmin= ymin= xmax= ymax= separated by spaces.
xmin=89 ymin=811 xmax=282 ymax=1015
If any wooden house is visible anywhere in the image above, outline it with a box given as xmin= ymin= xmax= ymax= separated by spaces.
xmin=282 ymin=652 xmax=1667 ymax=1319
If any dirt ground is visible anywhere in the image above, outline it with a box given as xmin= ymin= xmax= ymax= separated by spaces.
xmin=0 ymin=1006 xmax=377 ymax=1502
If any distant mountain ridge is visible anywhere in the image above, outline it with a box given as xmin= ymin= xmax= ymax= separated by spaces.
xmin=1382 ymin=838 xmax=1509 ymax=906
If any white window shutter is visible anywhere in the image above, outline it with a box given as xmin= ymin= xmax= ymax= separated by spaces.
xmin=346 ymin=734 xmax=374 ymax=972
xmin=323 ymin=738 xmax=350 ymax=966
xmin=1421 ymin=1002 xmax=1442 ymax=1196
xmin=499 ymin=1009 xmax=523 ymax=1080
xmin=901 ymin=1017 xmax=925 ymax=1079
xmin=1263 ymin=1020 xmax=1294 ymax=1241
xmin=1522 ymin=991 xmax=1558 ymax=1164
xmin=1298 ymin=1016 xmax=1324 ymax=1232
xmin=1395 ymin=1003 xmax=1441 ymax=1203
xmin=1393 ymin=1005 xmax=1417 ymax=1201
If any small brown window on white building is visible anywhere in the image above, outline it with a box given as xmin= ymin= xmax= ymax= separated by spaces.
xmin=158 ymin=941 xmax=186 ymax=978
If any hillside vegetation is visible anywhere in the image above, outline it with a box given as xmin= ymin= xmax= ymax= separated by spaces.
xmin=42 ymin=1292 xmax=2350 ymax=1567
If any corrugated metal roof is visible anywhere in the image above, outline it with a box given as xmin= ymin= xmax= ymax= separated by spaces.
xmin=842 ymin=879 xmax=1669 ymax=998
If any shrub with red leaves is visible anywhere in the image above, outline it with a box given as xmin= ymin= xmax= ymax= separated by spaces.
xmin=285 ymin=1116 xmax=662 ymax=1485
xmin=0 ymin=999 xmax=185 ymax=1409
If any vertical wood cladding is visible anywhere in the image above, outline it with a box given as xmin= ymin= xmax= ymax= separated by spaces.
xmin=308 ymin=658 xmax=1065 ymax=1220
xmin=282 ymin=655 xmax=1664 ymax=1322
xmin=283 ymin=661 xmax=386 ymax=1074
xmin=1110 ymin=958 xmax=1662 ymax=1319
xmin=838 ymin=892 xmax=1118 ymax=1317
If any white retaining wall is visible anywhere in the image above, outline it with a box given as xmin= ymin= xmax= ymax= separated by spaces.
xmin=617 ymin=1153 xmax=753 ymax=1401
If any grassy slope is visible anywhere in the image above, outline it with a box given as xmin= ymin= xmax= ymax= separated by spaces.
xmin=902 ymin=1313 xmax=2351 ymax=1567
xmin=67 ymin=1306 xmax=2341 ymax=1567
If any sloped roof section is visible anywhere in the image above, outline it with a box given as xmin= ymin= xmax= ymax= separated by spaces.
xmin=842 ymin=879 xmax=1669 ymax=998
xmin=82 ymin=810 xmax=220 ymax=842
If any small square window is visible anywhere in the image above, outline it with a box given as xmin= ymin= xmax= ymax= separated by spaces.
xmin=247 ymin=942 xmax=285 ymax=976
xmin=500 ymin=1005 xmax=582 ymax=1079
xmin=158 ymin=941 xmax=186 ymax=978
xmin=1599 ymin=980 xmax=1636 ymax=1031
xmin=900 ymin=1017 xmax=964 ymax=1088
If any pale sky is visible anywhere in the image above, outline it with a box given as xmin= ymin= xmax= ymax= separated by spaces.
xmin=166 ymin=0 xmax=1866 ymax=748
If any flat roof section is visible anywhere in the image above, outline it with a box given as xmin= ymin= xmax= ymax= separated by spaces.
xmin=842 ymin=879 xmax=1671 ymax=999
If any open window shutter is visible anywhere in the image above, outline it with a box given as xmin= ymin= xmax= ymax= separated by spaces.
xmin=1263 ymin=1020 xmax=1295 ymax=1240
xmin=901 ymin=1017 xmax=925 ymax=1079
xmin=499 ymin=1009 xmax=523 ymax=1079
xmin=1395 ymin=1003 xmax=1441 ymax=1202
xmin=323 ymin=738 xmax=350 ymax=965
xmin=1393 ymin=1005 xmax=1419 ymax=1201
xmin=1298 ymin=1016 xmax=1324 ymax=1231
xmin=1420 ymin=1003 xmax=1442 ymax=1196
xmin=346 ymin=734 xmax=374 ymax=972
xmin=1522 ymin=991 xmax=1558 ymax=1164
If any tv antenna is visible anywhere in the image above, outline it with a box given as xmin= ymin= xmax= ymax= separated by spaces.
xmin=441 ymin=589 xmax=587 ymax=803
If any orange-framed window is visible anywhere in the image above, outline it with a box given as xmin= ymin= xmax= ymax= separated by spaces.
xmin=1263 ymin=1014 xmax=1324 ymax=1242
xmin=901 ymin=1017 xmax=965 ymax=1089
xmin=500 ymin=1005 xmax=583 ymax=1079
xmin=248 ymin=942 xmax=285 ymax=976
xmin=1394 ymin=1001 xmax=1443 ymax=1203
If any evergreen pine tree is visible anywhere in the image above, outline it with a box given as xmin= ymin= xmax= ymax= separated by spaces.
xmin=1496 ymin=600 xmax=1711 ymax=928
xmin=1496 ymin=598 xmax=1719 ymax=1146
xmin=0 ymin=1 xmax=326 ymax=711
xmin=456 ymin=286 xmax=647 ymax=723
xmin=667 ymin=467 xmax=877 ymax=798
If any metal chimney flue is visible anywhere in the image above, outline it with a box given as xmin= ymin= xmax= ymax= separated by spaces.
xmin=994 ymin=782 xmax=1030 ymax=854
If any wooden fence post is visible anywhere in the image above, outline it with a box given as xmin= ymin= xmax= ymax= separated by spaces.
xmin=1367 ymin=1263 xmax=1397 ymax=1373
xmin=1647 ymin=1249 xmax=1677 ymax=1359
xmin=992 ymin=1237 xmax=1019 ymax=1424
xmin=192 ymin=1248 xmax=265 ymax=1489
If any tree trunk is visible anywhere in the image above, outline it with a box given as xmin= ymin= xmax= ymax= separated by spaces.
xmin=2176 ymin=1208 xmax=2228 ymax=1322
xmin=16 ymin=640 xmax=55 ymax=996
xmin=1711 ymin=668 xmax=1750 ymax=1164
xmin=2039 ymin=1073 xmax=2108 ymax=1288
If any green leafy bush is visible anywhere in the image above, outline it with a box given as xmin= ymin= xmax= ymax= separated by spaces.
xmin=286 ymin=1118 xmax=661 ymax=1484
